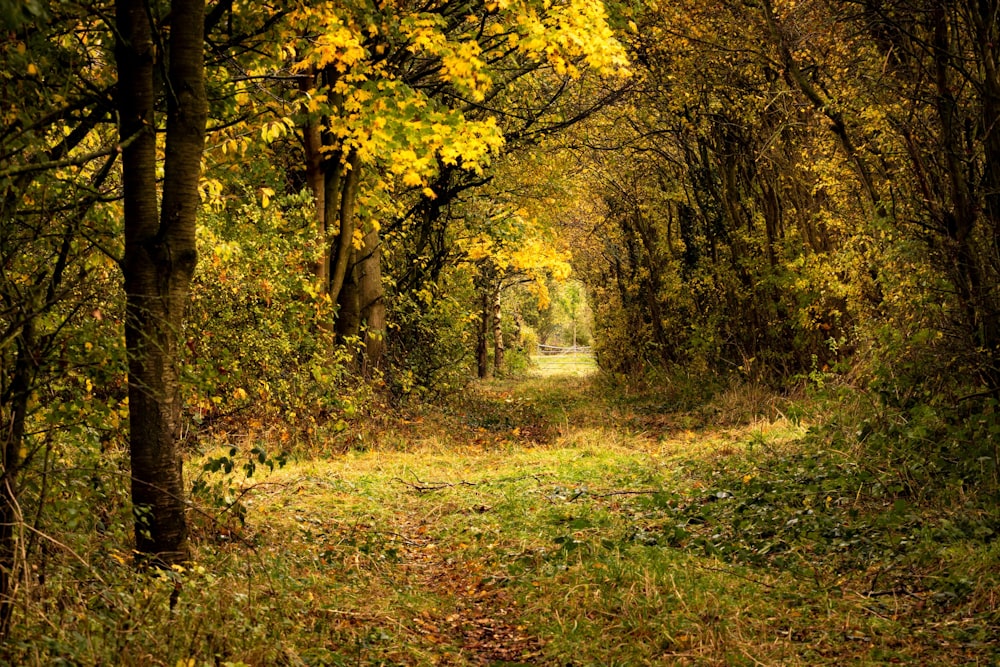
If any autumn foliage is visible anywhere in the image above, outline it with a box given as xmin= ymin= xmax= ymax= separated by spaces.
xmin=1 ymin=0 xmax=1000 ymax=660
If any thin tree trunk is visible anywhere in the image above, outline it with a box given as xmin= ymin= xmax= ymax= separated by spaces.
xmin=327 ymin=152 xmax=360 ymax=308
xmin=492 ymin=285 xmax=504 ymax=376
xmin=477 ymin=289 xmax=490 ymax=379
xmin=969 ymin=0 xmax=1000 ymax=387
xmin=117 ymin=0 xmax=207 ymax=567
xmin=0 ymin=315 xmax=33 ymax=635
xmin=358 ymin=225 xmax=385 ymax=374
xmin=930 ymin=3 xmax=993 ymax=379
xmin=335 ymin=256 xmax=362 ymax=347
xmin=299 ymin=69 xmax=327 ymax=287
xmin=761 ymin=0 xmax=882 ymax=213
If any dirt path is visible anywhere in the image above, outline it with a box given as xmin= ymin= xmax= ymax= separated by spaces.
xmin=243 ymin=363 xmax=996 ymax=666
xmin=400 ymin=528 xmax=545 ymax=665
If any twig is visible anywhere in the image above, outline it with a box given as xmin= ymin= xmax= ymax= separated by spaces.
xmin=859 ymin=605 xmax=892 ymax=620
xmin=956 ymin=388 xmax=1000 ymax=403
xmin=691 ymin=562 xmax=779 ymax=590
xmin=320 ymin=608 xmax=380 ymax=620
xmin=379 ymin=531 xmax=423 ymax=546
xmin=393 ymin=477 xmax=478 ymax=492
xmin=0 ymin=134 xmax=137 ymax=179
xmin=589 ymin=489 xmax=664 ymax=498
xmin=740 ymin=647 xmax=769 ymax=667
xmin=19 ymin=524 xmax=107 ymax=586
xmin=393 ymin=472 xmax=552 ymax=493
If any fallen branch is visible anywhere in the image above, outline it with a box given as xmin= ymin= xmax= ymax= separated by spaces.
xmin=588 ymin=489 xmax=664 ymax=498
xmin=393 ymin=473 xmax=552 ymax=493
xmin=691 ymin=562 xmax=779 ymax=590
xmin=393 ymin=477 xmax=479 ymax=492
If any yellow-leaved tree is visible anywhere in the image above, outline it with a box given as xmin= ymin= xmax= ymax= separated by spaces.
xmin=279 ymin=0 xmax=628 ymax=372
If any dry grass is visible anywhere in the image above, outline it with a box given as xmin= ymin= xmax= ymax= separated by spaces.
xmin=4 ymin=368 xmax=998 ymax=665
xmin=530 ymin=352 xmax=598 ymax=378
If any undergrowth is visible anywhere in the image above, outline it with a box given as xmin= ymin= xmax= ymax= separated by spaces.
xmin=2 ymin=365 xmax=998 ymax=665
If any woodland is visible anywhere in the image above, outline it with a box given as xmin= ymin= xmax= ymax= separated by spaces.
xmin=1 ymin=0 xmax=999 ymax=664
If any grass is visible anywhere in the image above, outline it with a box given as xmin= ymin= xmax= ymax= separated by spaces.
xmin=530 ymin=352 xmax=598 ymax=378
xmin=4 ymin=367 xmax=999 ymax=665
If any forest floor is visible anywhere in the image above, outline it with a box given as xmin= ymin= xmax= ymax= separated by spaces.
xmin=11 ymin=356 xmax=999 ymax=665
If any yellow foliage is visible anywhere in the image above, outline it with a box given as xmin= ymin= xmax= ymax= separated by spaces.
xmin=260 ymin=187 xmax=275 ymax=209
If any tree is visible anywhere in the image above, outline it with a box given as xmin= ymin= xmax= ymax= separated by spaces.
xmin=282 ymin=0 xmax=627 ymax=375
xmin=116 ymin=0 xmax=207 ymax=566
xmin=563 ymin=0 xmax=872 ymax=378
xmin=460 ymin=161 xmax=576 ymax=377
xmin=554 ymin=281 xmax=589 ymax=348
xmin=846 ymin=0 xmax=1000 ymax=390
xmin=0 ymin=1 xmax=122 ymax=632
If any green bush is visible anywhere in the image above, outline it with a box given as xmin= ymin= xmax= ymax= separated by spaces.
xmin=184 ymin=189 xmax=360 ymax=442
xmin=385 ymin=268 xmax=477 ymax=397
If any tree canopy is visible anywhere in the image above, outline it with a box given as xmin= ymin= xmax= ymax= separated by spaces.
xmin=2 ymin=0 xmax=999 ymax=659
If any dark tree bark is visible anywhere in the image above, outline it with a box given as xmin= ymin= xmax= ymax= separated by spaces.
xmin=299 ymin=68 xmax=327 ymax=287
xmin=335 ymin=258 xmax=362 ymax=348
xmin=0 ymin=316 xmax=33 ymax=635
xmin=761 ymin=0 xmax=883 ymax=213
xmin=492 ymin=286 xmax=504 ymax=376
xmin=857 ymin=0 xmax=1000 ymax=388
xmin=327 ymin=152 xmax=361 ymax=310
xmin=476 ymin=288 xmax=490 ymax=379
xmin=357 ymin=225 xmax=386 ymax=374
xmin=116 ymin=0 xmax=207 ymax=566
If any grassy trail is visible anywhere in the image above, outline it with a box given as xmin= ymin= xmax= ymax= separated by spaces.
xmin=205 ymin=357 xmax=993 ymax=666
xmin=22 ymin=359 xmax=995 ymax=665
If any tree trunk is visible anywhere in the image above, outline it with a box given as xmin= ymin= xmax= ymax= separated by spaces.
xmin=335 ymin=257 xmax=362 ymax=348
xmin=117 ymin=0 xmax=207 ymax=567
xmin=761 ymin=0 xmax=883 ymax=213
xmin=0 ymin=315 xmax=33 ymax=635
xmin=477 ymin=289 xmax=490 ymax=379
xmin=928 ymin=3 xmax=1000 ymax=387
xmin=971 ymin=1 xmax=1000 ymax=387
xmin=358 ymin=224 xmax=386 ymax=375
xmin=299 ymin=69 xmax=327 ymax=287
xmin=327 ymin=152 xmax=360 ymax=308
xmin=492 ymin=285 xmax=504 ymax=376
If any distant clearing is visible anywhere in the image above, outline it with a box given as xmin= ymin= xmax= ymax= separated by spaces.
xmin=530 ymin=352 xmax=598 ymax=377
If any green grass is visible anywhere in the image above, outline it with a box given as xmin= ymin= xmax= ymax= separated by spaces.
xmin=5 ymin=372 xmax=999 ymax=665
xmin=530 ymin=352 xmax=598 ymax=377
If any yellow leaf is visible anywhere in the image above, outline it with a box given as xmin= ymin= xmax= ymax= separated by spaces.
xmin=261 ymin=187 xmax=274 ymax=209
xmin=27 ymin=63 xmax=38 ymax=76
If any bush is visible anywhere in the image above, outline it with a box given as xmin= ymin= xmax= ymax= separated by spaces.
xmin=184 ymin=188 xmax=360 ymax=444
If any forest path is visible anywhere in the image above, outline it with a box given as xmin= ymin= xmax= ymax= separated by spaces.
xmin=235 ymin=364 xmax=986 ymax=666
